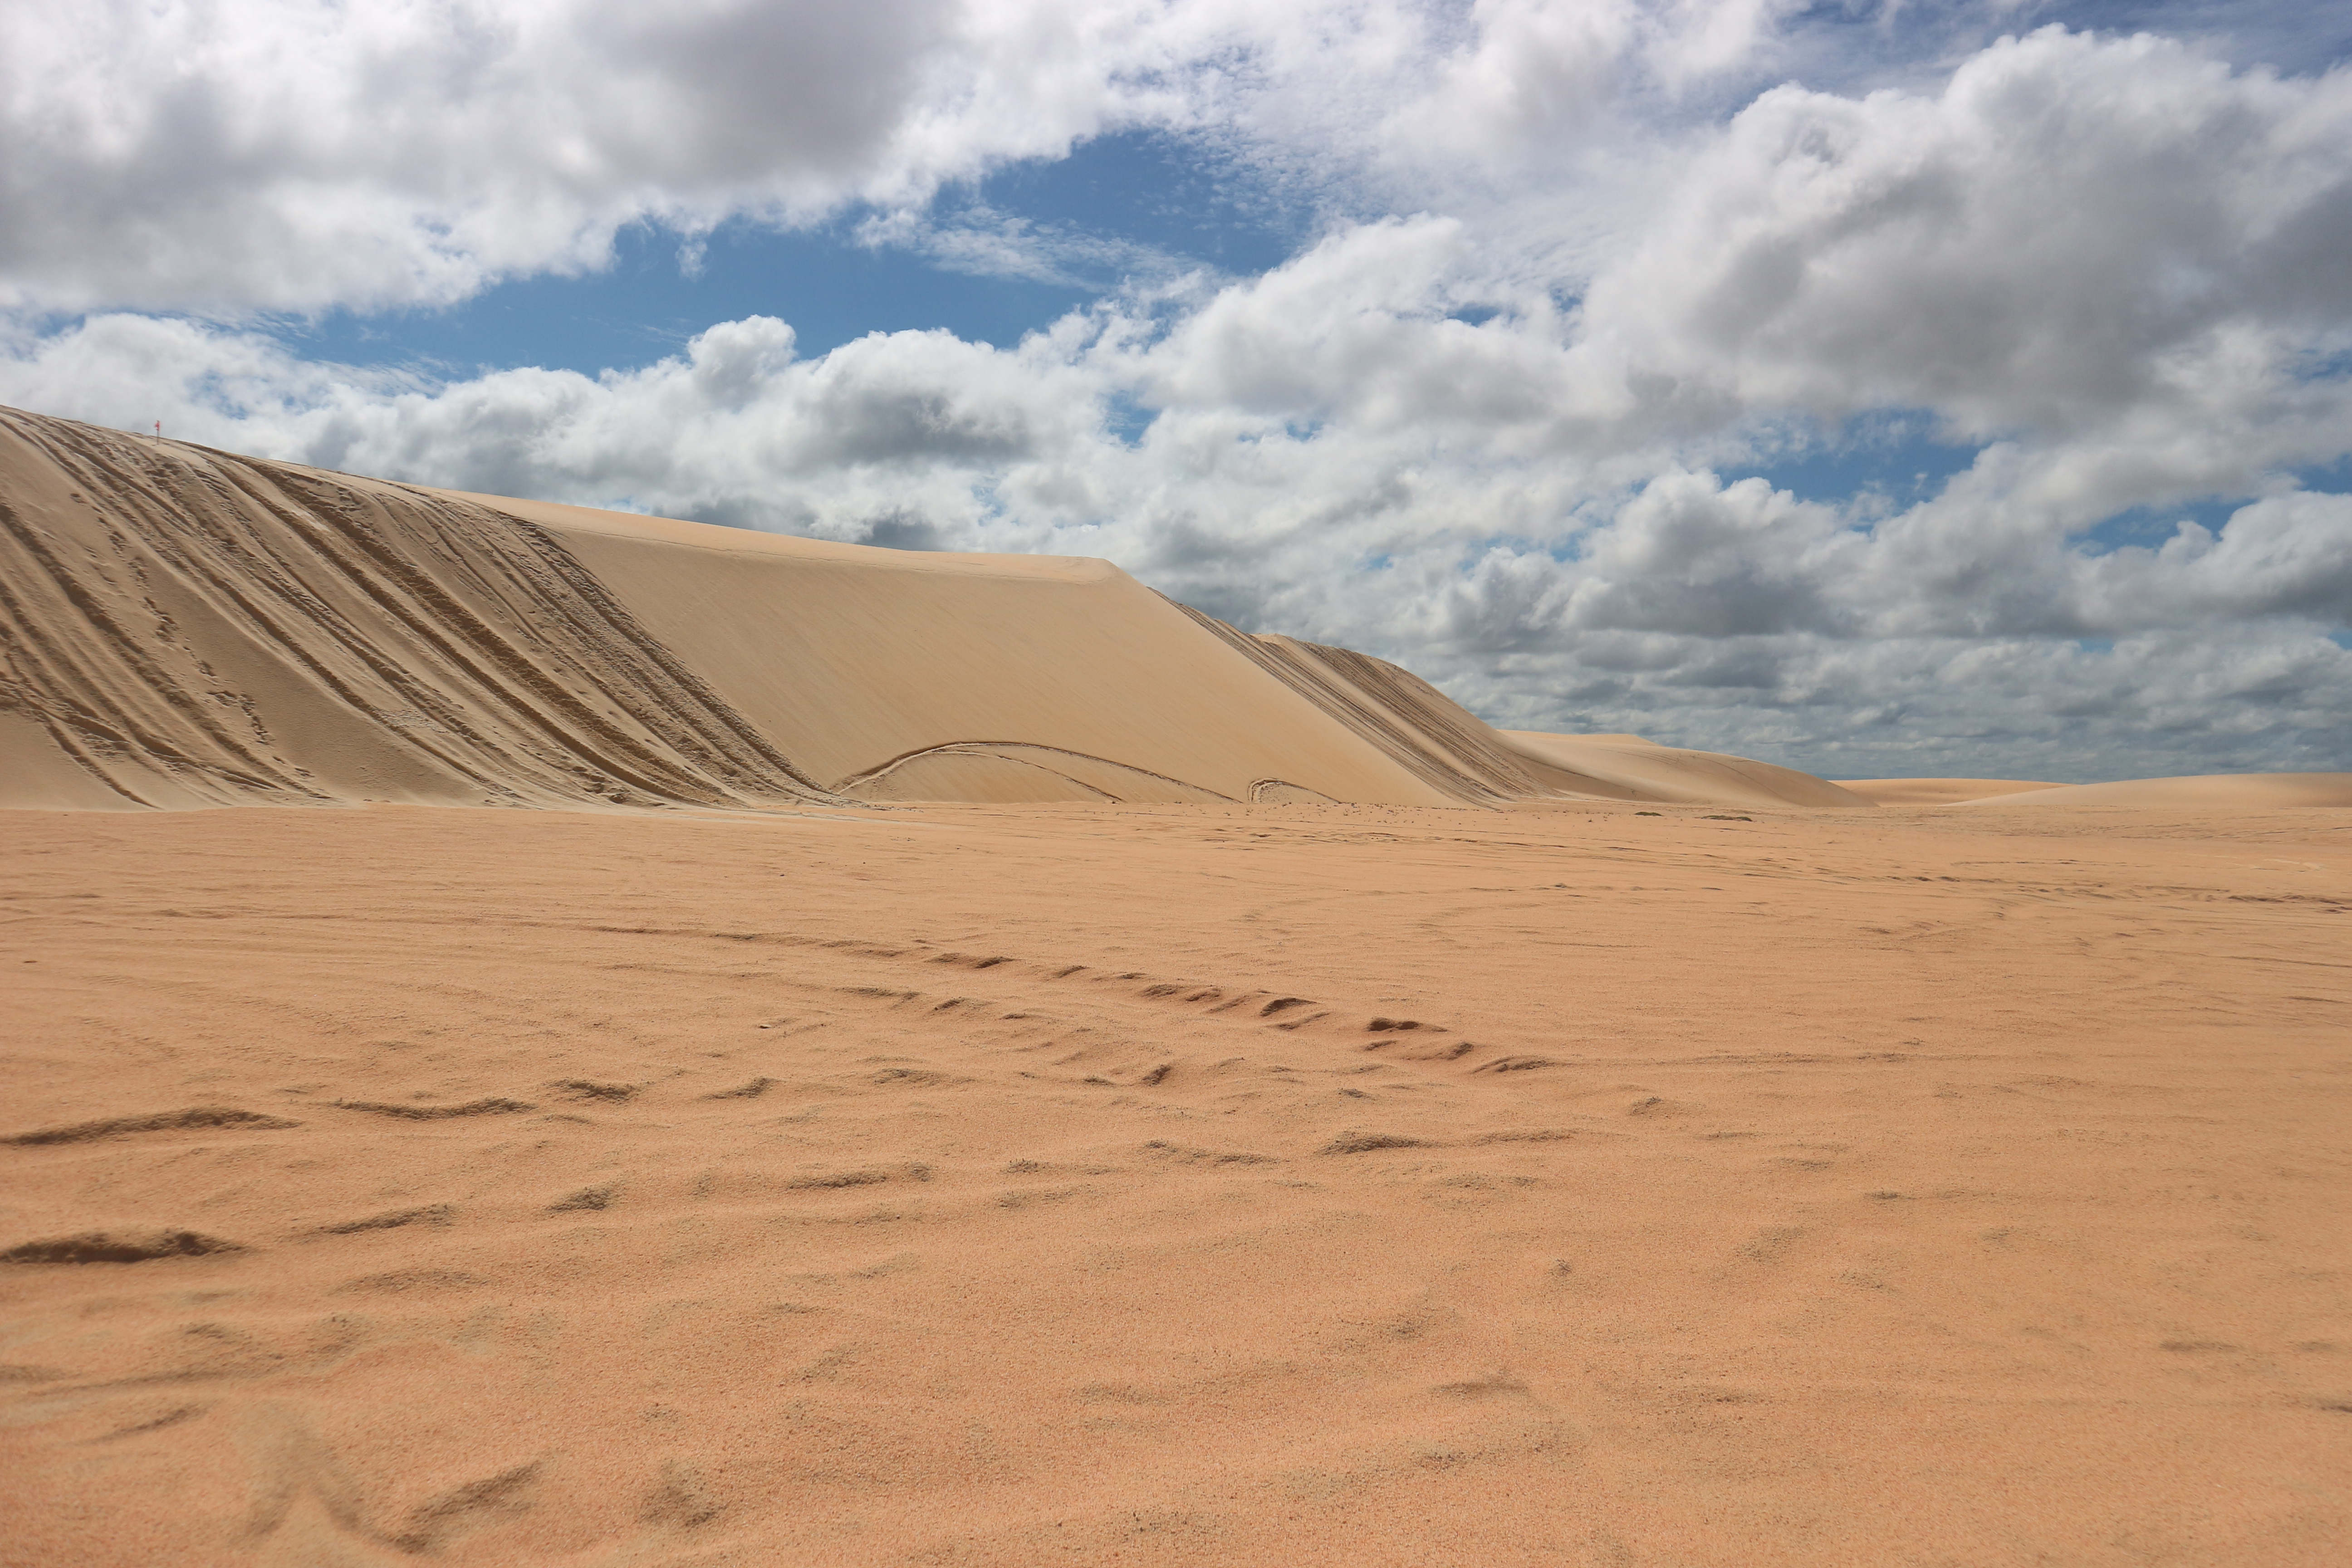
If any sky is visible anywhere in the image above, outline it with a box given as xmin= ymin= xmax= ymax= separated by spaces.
xmin=5 ymin=1 xmax=2352 ymax=782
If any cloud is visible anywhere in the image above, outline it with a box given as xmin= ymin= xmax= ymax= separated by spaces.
xmin=0 ymin=0 xmax=1246 ymax=314
xmin=856 ymin=203 xmax=1204 ymax=290
xmin=2076 ymin=492 xmax=2352 ymax=629
xmin=0 ymin=0 xmax=1921 ymax=318
xmin=4 ymin=11 xmax=2352 ymax=778
xmin=1575 ymin=28 xmax=2352 ymax=442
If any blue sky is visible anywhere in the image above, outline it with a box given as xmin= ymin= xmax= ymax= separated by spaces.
xmin=255 ymin=2 xmax=2347 ymax=375
xmin=241 ymin=1 xmax=2352 ymax=379
xmin=280 ymin=128 xmax=1313 ymax=375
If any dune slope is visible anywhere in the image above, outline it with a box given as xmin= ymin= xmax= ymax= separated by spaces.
xmin=1501 ymin=730 xmax=1877 ymax=808
xmin=0 ymin=406 xmax=1870 ymax=813
xmin=0 ymin=412 xmax=841 ymax=813
xmin=463 ymin=491 xmax=1472 ymax=807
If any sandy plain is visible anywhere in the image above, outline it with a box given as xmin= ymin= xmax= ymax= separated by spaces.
xmin=5 ymin=797 xmax=2349 ymax=1567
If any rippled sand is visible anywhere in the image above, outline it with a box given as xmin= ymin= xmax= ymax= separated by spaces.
xmin=5 ymin=799 xmax=2347 ymax=1565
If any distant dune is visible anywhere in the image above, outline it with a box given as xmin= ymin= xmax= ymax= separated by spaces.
xmin=1835 ymin=778 xmax=2066 ymax=805
xmin=1503 ymin=730 xmax=1876 ymax=808
xmin=1949 ymin=773 xmax=2352 ymax=809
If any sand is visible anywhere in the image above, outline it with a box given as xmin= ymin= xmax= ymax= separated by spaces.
xmin=1834 ymin=778 xmax=2066 ymax=806
xmin=1954 ymin=774 xmax=2352 ymax=810
xmin=1501 ymin=732 xmax=1873 ymax=808
xmin=7 ymin=400 xmax=2352 ymax=1562
xmin=5 ymin=799 xmax=2350 ymax=1566
xmin=3 ymin=405 xmax=1820 ymax=816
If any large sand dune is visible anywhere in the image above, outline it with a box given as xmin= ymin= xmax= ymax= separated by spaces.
xmin=1 ymin=406 xmax=1858 ymax=814
xmin=11 ymin=405 xmax=2345 ymax=817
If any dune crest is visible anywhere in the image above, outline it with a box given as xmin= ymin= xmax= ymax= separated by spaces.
xmin=0 ymin=407 xmax=1858 ymax=813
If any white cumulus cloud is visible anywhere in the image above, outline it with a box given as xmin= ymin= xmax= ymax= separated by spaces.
xmin=3 ymin=5 xmax=2350 ymax=778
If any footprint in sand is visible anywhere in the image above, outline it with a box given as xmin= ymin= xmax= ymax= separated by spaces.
xmin=640 ymin=1459 xmax=725 ymax=1530
xmin=339 ymin=1269 xmax=488 ymax=1294
xmin=2 ymin=1230 xmax=243 ymax=1264
xmin=1321 ymin=1132 xmax=1431 ymax=1155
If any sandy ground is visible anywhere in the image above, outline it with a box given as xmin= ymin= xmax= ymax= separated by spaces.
xmin=1833 ymin=779 xmax=2065 ymax=806
xmin=4 ymin=799 xmax=2349 ymax=1566
xmin=6 ymin=406 xmax=1695 ymax=816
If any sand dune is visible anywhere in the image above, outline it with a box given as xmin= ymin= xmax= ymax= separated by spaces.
xmin=0 ymin=413 xmax=839 ymax=813
xmin=5 ymin=801 xmax=2347 ymax=1565
xmin=458 ymin=490 xmax=1482 ymax=808
xmin=5 ymin=404 xmax=2340 ymax=823
xmin=1950 ymin=772 xmax=2352 ymax=809
xmin=0 ymin=406 xmax=1854 ymax=813
xmin=1835 ymin=777 xmax=2066 ymax=805
xmin=1501 ymin=730 xmax=1876 ymax=808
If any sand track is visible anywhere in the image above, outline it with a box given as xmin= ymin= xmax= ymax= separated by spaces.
xmin=3 ymin=802 xmax=2347 ymax=1565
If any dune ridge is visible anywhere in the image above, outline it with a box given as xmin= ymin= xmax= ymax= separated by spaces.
xmin=8 ymin=406 xmax=2344 ymax=816
xmin=1501 ymin=730 xmax=1876 ymax=809
xmin=1 ymin=406 xmax=1874 ymax=814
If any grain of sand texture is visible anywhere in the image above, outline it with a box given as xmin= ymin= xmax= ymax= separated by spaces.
xmin=5 ymin=801 xmax=2352 ymax=1567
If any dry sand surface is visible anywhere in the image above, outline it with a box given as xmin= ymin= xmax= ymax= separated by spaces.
xmin=1954 ymin=774 xmax=2352 ymax=811
xmin=5 ymin=799 xmax=2351 ymax=1566
xmin=1834 ymin=779 xmax=2066 ymax=807
xmin=1836 ymin=779 xmax=2352 ymax=809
